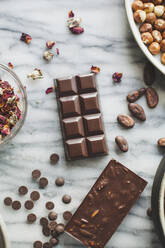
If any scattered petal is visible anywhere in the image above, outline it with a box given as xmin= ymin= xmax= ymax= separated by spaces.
xmin=70 ymin=26 xmax=84 ymax=34
xmin=56 ymin=48 xmax=59 ymax=55
xmin=43 ymin=51 xmax=54 ymax=61
xmin=20 ymin=33 xmax=32 ymax=44
xmin=45 ymin=87 xmax=54 ymax=94
xmin=112 ymin=72 xmax=123 ymax=83
xmin=8 ymin=62 xmax=14 ymax=69
xmin=46 ymin=41 xmax=55 ymax=49
xmin=27 ymin=68 xmax=43 ymax=80
xmin=67 ymin=17 xmax=82 ymax=28
xmin=68 ymin=10 xmax=74 ymax=18
xmin=91 ymin=66 xmax=100 ymax=74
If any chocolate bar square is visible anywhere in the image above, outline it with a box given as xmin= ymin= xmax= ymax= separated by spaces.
xmin=65 ymin=159 xmax=147 ymax=248
xmin=55 ymin=73 xmax=108 ymax=160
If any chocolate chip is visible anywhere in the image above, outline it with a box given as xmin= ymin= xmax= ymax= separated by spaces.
xmin=50 ymin=153 xmax=59 ymax=164
xmin=62 ymin=194 xmax=71 ymax=204
xmin=55 ymin=223 xmax=65 ymax=234
xmin=63 ymin=211 xmax=72 ymax=221
xmin=30 ymin=191 xmax=40 ymax=201
xmin=43 ymin=242 xmax=50 ymax=248
xmin=12 ymin=201 xmax=21 ymax=210
xmin=24 ymin=200 xmax=34 ymax=210
xmin=27 ymin=213 xmax=37 ymax=223
xmin=147 ymin=208 xmax=152 ymax=218
xmin=48 ymin=211 xmax=58 ymax=221
xmin=18 ymin=186 xmax=28 ymax=195
xmin=4 ymin=197 xmax=12 ymax=206
xmin=32 ymin=169 xmax=41 ymax=180
xmin=46 ymin=201 xmax=54 ymax=210
xmin=33 ymin=241 xmax=43 ymax=248
xmin=48 ymin=221 xmax=57 ymax=231
xmin=42 ymin=226 xmax=50 ymax=237
xmin=40 ymin=217 xmax=48 ymax=226
xmin=55 ymin=177 xmax=65 ymax=186
xmin=49 ymin=238 xmax=59 ymax=246
xmin=39 ymin=177 xmax=48 ymax=189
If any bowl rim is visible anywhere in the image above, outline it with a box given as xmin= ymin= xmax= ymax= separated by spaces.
xmin=0 ymin=215 xmax=10 ymax=248
xmin=125 ymin=0 xmax=165 ymax=75
xmin=0 ymin=64 xmax=27 ymax=145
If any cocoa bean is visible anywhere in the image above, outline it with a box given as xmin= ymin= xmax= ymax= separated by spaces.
xmin=117 ymin=114 xmax=135 ymax=128
xmin=127 ymin=88 xmax=146 ymax=103
xmin=146 ymin=87 xmax=159 ymax=108
xmin=128 ymin=103 xmax=146 ymax=121
xmin=115 ymin=136 xmax=128 ymax=152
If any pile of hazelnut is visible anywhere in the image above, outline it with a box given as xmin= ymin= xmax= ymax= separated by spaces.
xmin=132 ymin=0 xmax=165 ymax=64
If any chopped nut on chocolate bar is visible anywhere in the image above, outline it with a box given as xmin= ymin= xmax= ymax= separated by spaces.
xmin=27 ymin=68 xmax=43 ymax=80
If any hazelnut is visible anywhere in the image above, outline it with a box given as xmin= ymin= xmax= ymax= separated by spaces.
xmin=152 ymin=30 xmax=162 ymax=43
xmin=132 ymin=1 xmax=144 ymax=11
xmin=148 ymin=42 xmax=160 ymax=54
xmin=134 ymin=10 xmax=146 ymax=23
xmin=140 ymin=23 xmax=152 ymax=32
xmin=141 ymin=32 xmax=153 ymax=45
xmin=160 ymin=39 xmax=165 ymax=51
xmin=162 ymin=30 xmax=165 ymax=39
xmin=153 ymin=0 xmax=163 ymax=4
xmin=143 ymin=3 xmax=154 ymax=13
xmin=154 ymin=19 xmax=165 ymax=31
xmin=154 ymin=5 xmax=165 ymax=17
xmin=161 ymin=53 xmax=165 ymax=64
xmin=146 ymin=12 xmax=157 ymax=24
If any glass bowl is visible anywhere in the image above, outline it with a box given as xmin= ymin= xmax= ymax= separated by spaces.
xmin=0 ymin=64 xmax=27 ymax=146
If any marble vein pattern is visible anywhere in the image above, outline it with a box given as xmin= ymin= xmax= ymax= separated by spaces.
xmin=0 ymin=0 xmax=164 ymax=247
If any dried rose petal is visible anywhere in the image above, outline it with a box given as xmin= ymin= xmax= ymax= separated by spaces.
xmin=56 ymin=48 xmax=59 ymax=55
xmin=8 ymin=62 xmax=13 ymax=69
xmin=91 ymin=66 xmax=100 ymax=74
xmin=70 ymin=26 xmax=84 ymax=34
xmin=1 ymin=126 xmax=10 ymax=135
xmin=0 ymin=115 xmax=6 ymax=124
xmin=46 ymin=41 xmax=55 ymax=49
xmin=112 ymin=72 xmax=123 ymax=83
xmin=68 ymin=10 xmax=74 ymax=18
xmin=43 ymin=51 xmax=54 ymax=61
xmin=20 ymin=33 xmax=32 ymax=44
xmin=27 ymin=68 xmax=43 ymax=80
xmin=45 ymin=87 xmax=54 ymax=94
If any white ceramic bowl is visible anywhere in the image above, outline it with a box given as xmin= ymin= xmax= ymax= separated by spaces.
xmin=125 ymin=0 xmax=165 ymax=75
xmin=0 ymin=215 xmax=10 ymax=248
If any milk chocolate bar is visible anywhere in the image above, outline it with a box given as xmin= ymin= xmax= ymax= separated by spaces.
xmin=65 ymin=159 xmax=147 ymax=248
xmin=55 ymin=74 xmax=108 ymax=160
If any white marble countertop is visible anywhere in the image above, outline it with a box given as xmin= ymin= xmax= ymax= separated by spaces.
xmin=0 ymin=0 xmax=164 ymax=247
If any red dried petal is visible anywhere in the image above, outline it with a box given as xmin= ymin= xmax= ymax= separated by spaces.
xmin=91 ymin=66 xmax=100 ymax=74
xmin=112 ymin=72 xmax=123 ymax=83
xmin=56 ymin=48 xmax=59 ymax=55
xmin=1 ymin=127 xmax=10 ymax=135
xmin=8 ymin=62 xmax=14 ymax=69
xmin=68 ymin=10 xmax=74 ymax=18
xmin=45 ymin=87 xmax=54 ymax=94
xmin=70 ymin=26 xmax=84 ymax=34
xmin=20 ymin=33 xmax=32 ymax=44
xmin=46 ymin=41 xmax=55 ymax=49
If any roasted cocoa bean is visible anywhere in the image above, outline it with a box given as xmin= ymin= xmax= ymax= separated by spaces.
xmin=128 ymin=103 xmax=146 ymax=121
xmin=143 ymin=62 xmax=155 ymax=86
xmin=146 ymin=87 xmax=159 ymax=108
xmin=127 ymin=88 xmax=146 ymax=103
xmin=115 ymin=136 xmax=128 ymax=152
xmin=117 ymin=114 xmax=135 ymax=128
xmin=158 ymin=138 xmax=165 ymax=147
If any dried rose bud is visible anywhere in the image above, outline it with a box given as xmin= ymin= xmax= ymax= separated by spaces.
xmin=91 ymin=66 xmax=100 ymax=74
xmin=8 ymin=62 xmax=13 ymax=69
xmin=112 ymin=72 xmax=123 ymax=83
xmin=20 ymin=33 xmax=32 ymax=44
xmin=68 ymin=10 xmax=74 ymax=18
xmin=45 ymin=87 xmax=54 ymax=94
xmin=56 ymin=48 xmax=59 ymax=55
xmin=67 ymin=17 xmax=82 ymax=28
xmin=43 ymin=51 xmax=54 ymax=61
xmin=46 ymin=41 xmax=55 ymax=49
xmin=27 ymin=68 xmax=43 ymax=80
xmin=70 ymin=26 xmax=84 ymax=34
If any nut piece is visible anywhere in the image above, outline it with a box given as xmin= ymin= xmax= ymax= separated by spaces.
xmin=141 ymin=32 xmax=153 ymax=45
xmin=154 ymin=19 xmax=165 ymax=31
xmin=148 ymin=42 xmax=160 ymax=55
xmin=132 ymin=1 xmax=144 ymax=11
xmin=134 ymin=10 xmax=146 ymax=23
xmin=140 ymin=23 xmax=152 ymax=33
xmin=161 ymin=52 xmax=165 ymax=64
xmin=143 ymin=3 xmax=154 ymax=13
xmin=43 ymin=51 xmax=54 ymax=61
xmin=152 ymin=30 xmax=162 ymax=43
xmin=154 ymin=5 xmax=165 ymax=17
xmin=146 ymin=12 xmax=156 ymax=24
xmin=158 ymin=138 xmax=165 ymax=147
xmin=160 ymin=39 xmax=165 ymax=51
xmin=115 ymin=136 xmax=129 ymax=152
